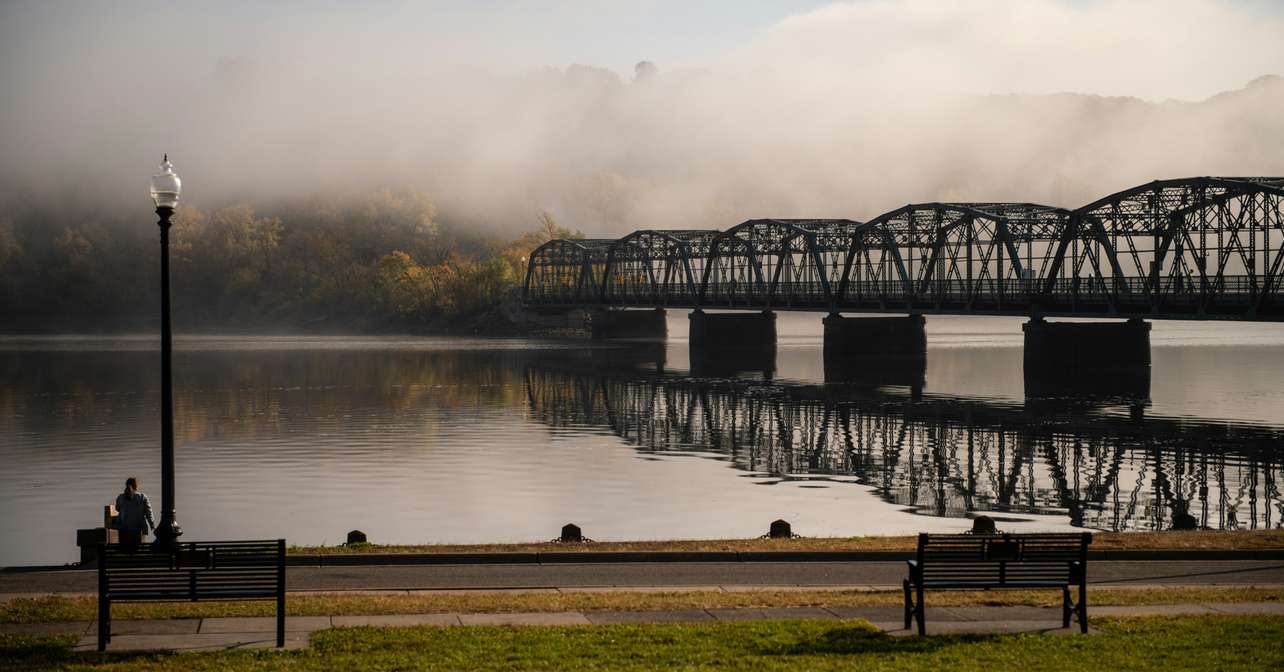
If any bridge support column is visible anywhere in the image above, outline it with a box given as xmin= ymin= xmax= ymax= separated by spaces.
xmin=688 ymin=310 xmax=776 ymax=349
xmin=1023 ymin=318 xmax=1151 ymax=398
xmin=823 ymin=314 xmax=926 ymax=360
xmin=822 ymin=314 xmax=926 ymax=392
xmin=590 ymin=308 xmax=667 ymax=341
xmin=688 ymin=310 xmax=776 ymax=378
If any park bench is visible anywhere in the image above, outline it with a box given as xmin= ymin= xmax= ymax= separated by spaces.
xmin=903 ymin=532 xmax=1092 ymax=635
xmin=97 ymin=539 xmax=285 ymax=651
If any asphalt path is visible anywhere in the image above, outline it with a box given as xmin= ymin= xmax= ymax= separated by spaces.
xmin=3 ymin=561 xmax=1282 ymax=595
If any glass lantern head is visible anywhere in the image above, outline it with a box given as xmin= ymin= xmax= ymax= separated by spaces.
xmin=149 ymin=154 xmax=182 ymax=209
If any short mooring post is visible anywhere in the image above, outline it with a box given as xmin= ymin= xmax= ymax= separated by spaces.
xmin=560 ymin=523 xmax=583 ymax=543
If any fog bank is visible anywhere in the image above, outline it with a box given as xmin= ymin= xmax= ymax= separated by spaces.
xmin=1 ymin=0 xmax=1282 ymax=234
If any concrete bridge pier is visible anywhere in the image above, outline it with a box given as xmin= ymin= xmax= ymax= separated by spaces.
xmin=688 ymin=310 xmax=777 ymax=349
xmin=822 ymin=314 xmax=927 ymax=360
xmin=1023 ymin=317 xmax=1151 ymax=398
xmin=822 ymin=314 xmax=927 ymax=396
xmin=590 ymin=308 xmax=667 ymax=340
xmin=688 ymin=310 xmax=776 ymax=378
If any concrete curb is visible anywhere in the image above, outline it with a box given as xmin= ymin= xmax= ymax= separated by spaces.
xmin=304 ymin=553 xmax=541 ymax=566
xmin=1092 ymin=550 xmax=1284 ymax=561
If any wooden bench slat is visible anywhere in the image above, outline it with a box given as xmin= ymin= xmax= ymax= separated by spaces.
xmin=921 ymin=581 xmax=1072 ymax=588
xmin=107 ymin=576 xmax=281 ymax=584
xmin=108 ymin=580 xmax=282 ymax=588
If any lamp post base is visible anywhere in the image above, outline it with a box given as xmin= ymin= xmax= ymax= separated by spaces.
xmin=153 ymin=521 xmax=183 ymax=550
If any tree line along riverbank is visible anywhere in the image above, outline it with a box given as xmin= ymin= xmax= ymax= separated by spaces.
xmin=0 ymin=190 xmax=581 ymax=335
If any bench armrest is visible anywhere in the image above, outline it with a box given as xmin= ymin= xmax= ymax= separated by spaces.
xmin=906 ymin=559 xmax=921 ymax=582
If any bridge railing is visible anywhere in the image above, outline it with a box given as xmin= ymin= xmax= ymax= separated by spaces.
xmin=530 ymin=273 xmax=1275 ymax=317
xmin=1039 ymin=274 xmax=1267 ymax=316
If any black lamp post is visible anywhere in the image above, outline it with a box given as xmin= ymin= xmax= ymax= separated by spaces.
xmin=150 ymin=155 xmax=183 ymax=548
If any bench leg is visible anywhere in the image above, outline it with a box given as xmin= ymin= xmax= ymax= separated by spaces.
xmin=277 ymin=593 xmax=286 ymax=647
xmin=903 ymin=579 xmax=912 ymax=630
xmin=1062 ymin=586 xmax=1072 ymax=628
xmin=1078 ymin=580 xmax=1088 ymax=634
xmin=97 ymin=597 xmax=109 ymax=652
xmin=915 ymin=583 xmax=925 ymax=636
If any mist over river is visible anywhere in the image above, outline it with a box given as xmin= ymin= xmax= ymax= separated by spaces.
xmin=2 ymin=314 xmax=1281 ymax=567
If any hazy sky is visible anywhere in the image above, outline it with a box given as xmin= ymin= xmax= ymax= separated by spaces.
xmin=0 ymin=1 xmax=829 ymax=80
xmin=2 ymin=0 xmax=1282 ymax=232
xmin=4 ymin=0 xmax=1279 ymax=98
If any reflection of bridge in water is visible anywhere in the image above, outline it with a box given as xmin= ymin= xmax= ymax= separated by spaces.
xmin=525 ymin=354 xmax=1281 ymax=533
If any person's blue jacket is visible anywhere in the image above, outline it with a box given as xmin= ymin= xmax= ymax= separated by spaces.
xmin=115 ymin=491 xmax=156 ymax=533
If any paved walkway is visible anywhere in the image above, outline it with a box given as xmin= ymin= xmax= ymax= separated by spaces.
xmin=4 ymin=560 xmax=1281 ymax=594
xmin=0 ymin=603 xmax=1279 ymax=653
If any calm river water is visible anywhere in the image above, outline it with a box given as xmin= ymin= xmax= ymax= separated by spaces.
xmin=2 ymin=314 xmax=1282 ymax=566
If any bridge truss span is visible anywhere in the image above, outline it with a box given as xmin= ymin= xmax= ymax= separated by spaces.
xmin=1044 ymin=177 xmax=1284 ymax=318
xmin=839 ymin=202 xmax=1067 ymax=313
xmin=524 ymin=177 xmax=1284 ymax=320
xmin=700 ymin=218 xmax=862 ymax=308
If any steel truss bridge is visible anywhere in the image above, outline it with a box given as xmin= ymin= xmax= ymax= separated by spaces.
xmin=524 ymin=177 xmax=1284 ymax=319
xmin=525 ymin=363 xmax=1282 ymax=533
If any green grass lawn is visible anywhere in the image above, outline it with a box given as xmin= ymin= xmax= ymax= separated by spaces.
xmin=2 ymin=616 xmax=1282 ymax=671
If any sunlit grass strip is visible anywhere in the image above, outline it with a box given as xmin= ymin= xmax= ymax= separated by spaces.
xmin=3 ymin=586 xmax=1280 ymax=624
xmin=292 ymin=530 xmax=1284 ymax=555
xmin=4 ymin=616 xmax=1284 ymax=671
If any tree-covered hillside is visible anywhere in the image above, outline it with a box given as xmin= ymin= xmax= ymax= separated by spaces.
xmin=0 ymin=191 xmax=577 ymax=333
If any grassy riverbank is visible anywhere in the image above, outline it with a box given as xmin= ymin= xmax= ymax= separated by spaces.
xmin=4 ymin=587 xmax=1280 ymax=624
xmin=293 ymin=530 xmax=1284 ymax=555
xmin=4 ymin=616 xmax=1283 ymax=671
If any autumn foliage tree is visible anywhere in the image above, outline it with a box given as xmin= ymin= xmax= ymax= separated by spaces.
xmin=374 ymin=211 xmax=578 ymax=323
